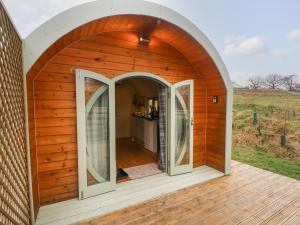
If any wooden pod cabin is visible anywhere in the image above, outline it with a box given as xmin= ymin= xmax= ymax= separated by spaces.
xmin=23 ymin=0 xmax=233 ymax=223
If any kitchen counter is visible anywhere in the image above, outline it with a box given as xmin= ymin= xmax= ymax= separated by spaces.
xmin=131 ymin=115 xmax=158 ymax=153
xmin=132 ymin=114 xmax=158 ymax=121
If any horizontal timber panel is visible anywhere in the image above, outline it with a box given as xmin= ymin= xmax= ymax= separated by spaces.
xmin=35 ymin=81 xmax=75 ymax=92
xmin=35 ymin=90 xmax=76 ymax=100
xmin=36 ymin=134 xmax=76 ymax=146
xmin=37 ymin=143 xmax=77 ymax=155
xmin=43 ymin=63 xmax=190 ymax=84
xmin=35 ymin=72 xmax=75 ymax=83
xmin=36 ymin=118 xmax=76 ymax=128
xmin=39 ymin=183 xmax=77 ymax=200
xmin=206 ymin=145 xmax=226 ymax=154
xmin=40 ymin=191 xmax=78 ymax=206
xmin=36 ymin=126 xmax=76 ymax=137
xmin=205 ymin=78 xmax=226 ymax=86
xmin=38 ymin=151 xmax=77 ymax=164
xmin=206 ymin=126 xmax=226 ymax=134
xmin=59 ymin=47 xmax=193 ymax=73
xmin=35 ymin=108 xmax=76 ymax=118
xmin=207 ymin=89 xmax=227 ymax=96
xmin=43 ymin=63 xmax=124 ymax=76
xmin=38 ymin=159 xmax=77 ymax=172
xmin=206 ymin=134 xmax=226 ymax=143
xmin=39 ymin=175 xmax=77 ymax=190
xmin=207 ymin=113 xmax=226 ymax=119
xmin=35 ymin=100 xmax=76 ymax=109
xmin=206 ymin=107 xmax=226 ymax=114
xmin=38 ymin=167 xmax=77 ymax=180
xmin=51 ymin=55 xmax=196 ymax=79
xmin=206 ymin=151 xmax=225 ymax=171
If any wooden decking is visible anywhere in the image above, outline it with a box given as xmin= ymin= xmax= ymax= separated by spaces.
xmin=36 ymin=166 xmax=223 ymax=225
xmin=78 ymin=161 xmax=300 ymax=225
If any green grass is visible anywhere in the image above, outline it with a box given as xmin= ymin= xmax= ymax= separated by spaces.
xmin=233 ymin=146 xmax=300 ymax=180
xmin=232 ymin=88 xmax=300 ymax=180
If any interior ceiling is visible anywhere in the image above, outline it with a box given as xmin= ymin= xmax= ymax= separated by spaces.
xmin=116 ymin=77 xmax=161 ymax=96
xmin=28 ymin=14 xmax=224 ymax=91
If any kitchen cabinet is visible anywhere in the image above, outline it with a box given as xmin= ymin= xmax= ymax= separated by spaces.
xmin=132 ymin=116 xmax=158 ymax=153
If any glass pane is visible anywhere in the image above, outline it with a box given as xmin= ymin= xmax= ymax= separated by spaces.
xmin=85 ymin=78 xmax=110 ymax=186
xmin=175 ymin=85 xmax=190 ymax=166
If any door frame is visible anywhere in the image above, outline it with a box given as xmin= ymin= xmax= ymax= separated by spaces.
xmin=76 ymin=69 xmax=116 ymax=199
xmin=113 ymin=72 xmax=172 ymax=173
xmin=169 ymin=79 xmax=194 ymax=175
xmin=112 ymin=72 xmax=172 ymax=88
xmin=76 ymin=70 xmax=195 ymax=200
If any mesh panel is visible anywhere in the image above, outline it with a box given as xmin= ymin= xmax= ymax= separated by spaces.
xmin=0 ymin=3 xmax=30 ymax=225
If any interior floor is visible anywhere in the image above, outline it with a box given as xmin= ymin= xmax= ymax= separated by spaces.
xmin=116 ymin=138 xmax=158 ymax=169
xmin=115 ymin=77 xmax=163 ymax=182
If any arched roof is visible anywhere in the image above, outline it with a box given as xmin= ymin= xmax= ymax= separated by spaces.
xmin=23 ymin=0 xmax=232 ymax=92
xmin=23 ymin=0 xmax=232 ymax=174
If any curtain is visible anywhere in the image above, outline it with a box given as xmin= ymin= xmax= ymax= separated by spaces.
xmin=158 ymin=86 xmax=167 ymax=171
xmin=86 ymin=87 xmax=110 ymax=184
xmin=175 ymin=86 xmax=190 ymax=166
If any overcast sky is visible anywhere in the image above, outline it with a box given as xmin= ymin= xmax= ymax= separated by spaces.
xmin=3 ymin=0 xmax=300 ymax=86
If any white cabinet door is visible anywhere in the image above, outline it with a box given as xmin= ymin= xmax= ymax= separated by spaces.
xmin=144 ymin=120 xmax=158 ymax=153
xmin=169 ymin=80 xmax=194 ymax=175
xmin=133 ymin=117 xmax=145 ymax=144
xmin=76 ymin=69 xmax=116 ymax=199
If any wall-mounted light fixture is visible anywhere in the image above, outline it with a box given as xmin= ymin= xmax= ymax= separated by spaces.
xmin=213 ymin=96 xmax=218 ymax=104
xmin=139 ymin=36 xmax=150 ymax=44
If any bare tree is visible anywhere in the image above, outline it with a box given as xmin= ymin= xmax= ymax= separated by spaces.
xmin=248 ymin=76 xmax=263 ymax=89
xmin=283 ymin=75 xmax=297 ymax=91
xmin=263 ymin=74 xmax=284 ymax=89
xmin=294 ymin=83 xmax=300 ymax=92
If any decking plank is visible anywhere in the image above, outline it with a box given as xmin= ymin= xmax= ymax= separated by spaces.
xmin=36 ymin=166 xmax=223 ymax=225
xmin=76 ymin=161 xmax=300 ymax=225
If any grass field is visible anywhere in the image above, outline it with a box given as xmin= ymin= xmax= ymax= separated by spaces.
xmin=232 ymin=88 xmax=300 ymax=180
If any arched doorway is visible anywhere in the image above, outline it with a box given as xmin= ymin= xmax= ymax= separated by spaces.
xmin=76 ymin=69 xmax=194 ymax=199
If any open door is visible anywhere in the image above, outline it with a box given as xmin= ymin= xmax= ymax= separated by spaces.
xmin=169 ymin=80 xmax=194 ymax=175
xmin=76 ymin=69 xmax=116 ymax=199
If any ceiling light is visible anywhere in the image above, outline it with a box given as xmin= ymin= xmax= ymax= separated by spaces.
xmin=139 ymin=36 xmax=150 ymax=44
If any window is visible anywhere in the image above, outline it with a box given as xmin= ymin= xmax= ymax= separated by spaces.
xmin=147 ymin=97 xmax=158 ymax=116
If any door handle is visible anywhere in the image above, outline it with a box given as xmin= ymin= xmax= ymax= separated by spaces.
xmin=191 ymin=118 xmax=194 ymax=126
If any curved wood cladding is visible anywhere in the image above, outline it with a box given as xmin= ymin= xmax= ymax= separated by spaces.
xmin=26 ymin=15 xmax=226 ymax=208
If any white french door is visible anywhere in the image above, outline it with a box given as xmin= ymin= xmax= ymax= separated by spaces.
xmin=76 ymin=69 xmax=116 ymax=199
xmin=169 ymin=80 xmax=194 ymax=175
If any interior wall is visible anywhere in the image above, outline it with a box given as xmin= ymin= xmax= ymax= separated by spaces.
xmin=116 ymin=78 xmax=160 ymax=139
xmin=115 ymin=82 xmax=134 ymax=138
